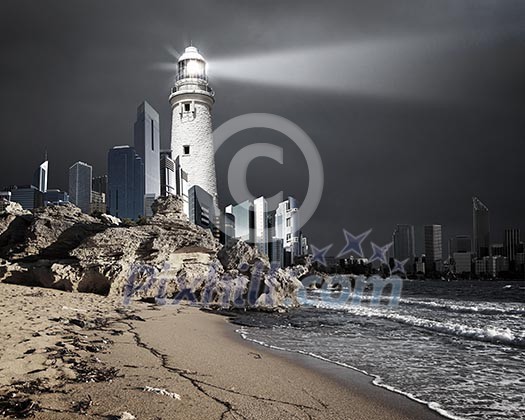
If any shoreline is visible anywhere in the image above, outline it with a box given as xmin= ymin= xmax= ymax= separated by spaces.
xmin=0 ymin=284 xmax=447 ymax=419
xmin=218 ymin=310 xmax=449 ymax=420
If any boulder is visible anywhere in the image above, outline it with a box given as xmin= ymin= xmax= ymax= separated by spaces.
xmin=0 ymin=196 xmax=307 ymax=310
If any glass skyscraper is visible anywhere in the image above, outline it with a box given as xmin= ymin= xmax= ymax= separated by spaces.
xmin=392 ymin=224 xmax=416 ymax=270
xmin=134 ymin=101 xmax=160 ymax=216
xmin=69 ymin=161 xmax=92 ymax=214
xmin=32 ymin=159 xmax=48 ymax=193
xmin=472 ymin=197 xmax=490 ymax=258
xmin=424 ymin=224 xmax=443 ymax=273
xmin=108 ymin=146 xmax=145 ymax=220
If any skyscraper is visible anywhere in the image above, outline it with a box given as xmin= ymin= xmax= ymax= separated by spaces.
xmin=392 ymin=224 xmax=416 ymax=269
xmin=170 ymin=45 xmax=217 ymax=201
xmin=32 ymin=158 xmax=48 ymax=193
xmin=473 ymin=197 xmax=490 ymax=258
xmin=107 ymin=146 xmax=144 ymax=220
xmin=188 ymin=185 xmax=217 ymax=233
xmin=69 ymin=161 xmax=92 ymax=214
xmin=134 ymin=101 xmax=161 ymax=216
xmin=274 ymin=197 xmax=301 ymax=266
xmin=504 ymin=229 xmax=521 ymax=262
xmin=92 ymin=175 xmax=108 ymax=195
xmin=160 ymin=150 xmax=176 ymax=197
xmin=424 ymin=224 xmax=443 ymax=272
xmin=253 ymin=196 xmax=269 ymax=256
xmin=226 ymin=200 xmax=254 ymax=244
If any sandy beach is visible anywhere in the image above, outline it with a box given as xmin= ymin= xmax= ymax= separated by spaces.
xmin=0 ymin=283 xmax=445 ymax=419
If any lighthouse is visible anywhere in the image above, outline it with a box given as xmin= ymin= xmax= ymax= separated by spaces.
xmin=169 ymin=45 xmax=217 ymax=201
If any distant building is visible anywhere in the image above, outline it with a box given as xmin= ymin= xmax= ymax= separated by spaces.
xmin=504 ymin=229 xmax=521 ymax=262
xmin=253 ymin=196 xmax=269 ymax=256
xmin=226 ymin=200 xmax=254 ymax=244
xmin=271 ymin=238 xmax=285 ymax=267
xmin=424 ymin=225 xmax=443 ymax=273
xmin=161 ymin=151 xmax=190 ymax=217
xmin=274 ymin=197 xmax=301 ymax=266
xmin=475 ymin=259 xmax=486 ymax=275
xmin=449 ymin=235 xmax=471 ymax=257
xmin=134 ymin=101 xmax=161 ymax=216
xmin=300 ymin=234 xmax=309 ymax=257
xmin=90 ymin=191 xmax=106 ymax=214
xmin=108 ymin=146 xmax=145 ymax=220
xmin=32 ymin=159 xmax=48 ymax=193
xmin=221 ymin=211 xmax=236 ymax=248
xmin=69 ymin=161 xmax=92 ymax=214
xmin=516 ymin=253 xmax=525 ymax=272
xmin=453 ymin=252 xmax=472 ymax=274
xmin=473 ymin=197 xmax=490 ymax=258
xmin=491 ymin=243 xmax=504 ymax=257
xmin=188 ymin=185 xmax=217 ymax=233
xmin=160 ymin=150 xmax=176 ymax=197
xmin=392 ymin=224 xmax=416 ymax=271
xmin=10 ymin=185 xmax=43 ymax=210
xmin=174 ymin=157 xmax=189 ymax=217
xmin=43 ymin=189 xmax=69 ymax=206
xmin=415 ymin=256 xmax=426 ymax=274
xmin=475 ymin=256 xmax=509 ymax=277
xmin=92 ymin=175 xmax=108 ymax=195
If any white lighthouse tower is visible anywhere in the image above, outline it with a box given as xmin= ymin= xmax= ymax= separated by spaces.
xmin=170 ymin=45 xmax=217 ymax=201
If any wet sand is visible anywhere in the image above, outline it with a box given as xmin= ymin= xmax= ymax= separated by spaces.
xmin=0 ymin=284 xmax=445 ymax=419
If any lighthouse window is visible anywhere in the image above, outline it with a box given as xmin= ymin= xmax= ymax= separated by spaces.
xmin=184 ymin=103 xmax=191 ymax=112
xmin=183 ymin=145 xmax=190 ymax=155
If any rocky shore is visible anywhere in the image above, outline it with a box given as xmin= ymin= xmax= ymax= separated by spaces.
xmin=0 ymin=196 xmax=307 ymax=310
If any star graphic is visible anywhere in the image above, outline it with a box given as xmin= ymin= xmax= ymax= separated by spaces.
xmin=310 ymin=244 xmax=333 ymax=266
xmin=392 ymin=258 xmax=409 ymax=274
xmin=336 ymin=228 xmax=372 ymax=258
xmin=369 ymin=242 xmax=393 ymax=265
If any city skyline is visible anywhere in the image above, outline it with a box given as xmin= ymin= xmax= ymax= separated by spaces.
xmin=0 ymin=1 xmax=524 ymax=251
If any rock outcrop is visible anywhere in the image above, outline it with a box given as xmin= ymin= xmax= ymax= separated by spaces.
xmin=0 ymin=196 xmax=306 ymax=310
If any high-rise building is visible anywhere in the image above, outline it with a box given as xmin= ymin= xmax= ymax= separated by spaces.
xmin=473 ymin=197 xmax=490 ymax=258
xmin=504 ymin=229 xmax=521 ymax=262
xmin=69 ymin=161 xmax=92 ymax=214
xmin=32 ymin=159 xmax=48 ymax=193
xmin=160 ymin=151 xmax=189 ymax=216
xmin=453 ymin=252 xmax=472 ymax=274
xmin=392 ymin=224 xmax=416 ymax=270
xmin=226 ymin=200 xmax=254 ymax=244
xmin=92 ymin=175 xmax=108 ymax=195
xmin=253 ymin=196 xmax=269 ymax=256
xmin=274 ymin=197 xmax=301 ymax=265
xmin=221 ymin=211 xmax=236 ymax=248
xmin=424 ymin=224 xmax=443 ymax=273
xmin=107 ymin=146 xmax=144 ymax=220
xmin=160 ymin=150 xmax=176 ymax=197
xmin=491 ymin=243 xmax=504 ymax=257
xmin=188 ymin=185 xmax=217 ymax=233
xmin=10 ymin=185 xmax=43 ymax=210
xmin=134 ymin=101 xmax=161 ymax=216
xmin=170 ymin=46 xmax=217 ymax=201
xmin=90 ymin=191 xmax=106 ymax=214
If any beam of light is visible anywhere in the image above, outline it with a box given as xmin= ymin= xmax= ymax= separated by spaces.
xmin=152 ymin=30 xmax=523 ymax=104
xmin=164 ymin=45 xmax=181 ymax=60
xmin=207 ymin=36 xmax=461 ymax=102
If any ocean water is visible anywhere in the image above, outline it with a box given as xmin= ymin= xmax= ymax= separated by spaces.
xmin=233 ymin=280 xmax=525 ymax=420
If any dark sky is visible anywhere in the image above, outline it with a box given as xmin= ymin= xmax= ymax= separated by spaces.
xmin=1 ymin=0 xmax=524 ymax=255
